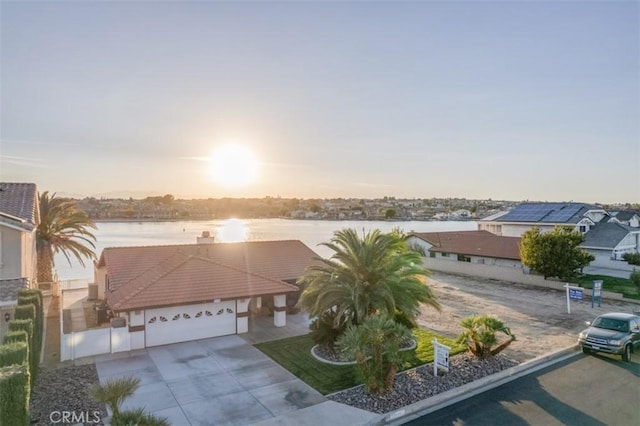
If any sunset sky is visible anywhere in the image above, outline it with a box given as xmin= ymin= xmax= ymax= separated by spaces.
xmin=1 ymin=1 xmax=638 ymax=203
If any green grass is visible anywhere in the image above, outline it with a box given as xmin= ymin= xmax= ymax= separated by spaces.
xmin=254 ymin=330 xmax=466 ymax=395
xmin=573 ymin=274 xmax=639 ymax=300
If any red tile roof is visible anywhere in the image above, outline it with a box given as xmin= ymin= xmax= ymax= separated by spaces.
xmin=100 ymin=240 xmax=321 ymax=311
xmin=410 ymin=230 xmax=521 ymax=260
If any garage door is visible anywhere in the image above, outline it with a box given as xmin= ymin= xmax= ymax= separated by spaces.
xmin=145 ymin=301 xmax=236 ymax=347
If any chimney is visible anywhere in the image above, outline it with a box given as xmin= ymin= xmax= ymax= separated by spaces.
xmin=197 ymin=230 xmax=216 ymax=244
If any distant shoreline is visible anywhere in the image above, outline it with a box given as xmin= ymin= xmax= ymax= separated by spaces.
xmin=92 ymin=217 xmax=474 ymax=224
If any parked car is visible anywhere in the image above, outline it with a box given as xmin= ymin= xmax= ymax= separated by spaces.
xmin=578 ymin=312 xmax=640 ymax=362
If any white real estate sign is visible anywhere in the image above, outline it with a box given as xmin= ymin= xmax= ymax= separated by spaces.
xmin=432 ymin=338 xmax=451 ymax=377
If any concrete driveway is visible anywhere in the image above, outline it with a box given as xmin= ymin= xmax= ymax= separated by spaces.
xmin=95 ymin=335 xmax=330 ymax=425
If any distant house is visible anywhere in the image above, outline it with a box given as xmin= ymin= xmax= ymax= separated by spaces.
xmin=580 ymin=221 xmax=640 ymax=262
xmin=608 ymin=211 xmax=640 ymax=228
xmin=407 ymin=230 xmax=522 ymax=268
xmin=0 ymin=182 xmax=40 ymax=340
xmin=478 ymin=202 xmax=608 ymax=237
xmin=94 ymin=240 xmax=320 ymax=348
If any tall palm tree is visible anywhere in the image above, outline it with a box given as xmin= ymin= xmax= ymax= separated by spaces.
xmin=298 ymin=228 xmax=439 ymax=329
xmin=36 ymin=191 xmax=97 ymax=283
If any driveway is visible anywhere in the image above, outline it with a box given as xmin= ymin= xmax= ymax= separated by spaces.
xmin=95 ymin=335 xmax=328 ymax=425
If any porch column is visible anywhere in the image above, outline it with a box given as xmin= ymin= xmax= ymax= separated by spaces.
xmin=236 ymin=298 xmax=250 ymax=333
xmin=273 ymin=294 xmax=286 ymax=327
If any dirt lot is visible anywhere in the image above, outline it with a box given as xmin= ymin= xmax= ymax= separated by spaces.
xmin=417 ymin=272 xmax=640 ymax=362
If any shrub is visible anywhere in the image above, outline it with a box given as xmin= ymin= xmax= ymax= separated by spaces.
xmin=90 ymin=376 xmax=140 ymax=420
xmin=457 ymin=314 xmax=516 ymax=359
xmin=0 ymin=341 xmax=29 ymax=368
xmin=623 ymin=252 xmax=640 ymax=266
xmin=18 ymin=292 xmax=43 ymax=366
xmin=309 ymin=311 xmax=348 ymax=350
xmin=115 ymin=408 xmax=170 ymax=426
xmin=630 ymin=268 xmax=640 ymax=291
xmin=3 ymin=330 xmax=29 ymax=346
xmin=0 ymin=364 xmax=30 ymax=426
xmin=337 ymin=315 xmax=412 ymax=393
xmin=8 ymin=319 xmax=36 ymax=388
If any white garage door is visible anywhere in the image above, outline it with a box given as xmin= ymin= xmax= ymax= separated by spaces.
xmin=145 ymin=301 xmax=236 ymax=347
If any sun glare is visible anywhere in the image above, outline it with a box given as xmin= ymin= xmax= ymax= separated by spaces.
xmin=209 ymin=144 xmax=259 ymax=188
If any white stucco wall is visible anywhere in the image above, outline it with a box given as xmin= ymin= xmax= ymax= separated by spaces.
xmin=0 ymin=226 xmax=23 ymax=280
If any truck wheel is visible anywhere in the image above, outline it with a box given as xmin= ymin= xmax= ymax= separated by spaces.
xmin=622 ymin=345 xmax=631 ymax=362
xmin=582 ymin=346 xmax=591 ymax=355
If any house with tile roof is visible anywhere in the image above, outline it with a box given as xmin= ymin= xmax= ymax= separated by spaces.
xmin=477 ymin=202 xmax=608 ymax=237
xmin=407 ymin=230 xmax=522 ymax=268
xmin=93 ymin=240 xmax=321 ymax=348
xmin=0 ymin=182 xmax=40 ymax=340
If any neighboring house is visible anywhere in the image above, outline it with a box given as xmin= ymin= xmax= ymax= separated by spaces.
xmin=408 ymin=230 xmax=522 ymax=268
xmin=0 ymin=182 xmax=40 ymax=340
xmin=608 ymin=210 xmax=640 ymax=228
xmin=478 ymin=202 xmax=608 ymax=237
xmin=580 ymin=221 xmax=640 ymax=263
xmin=94 ymin=240 xmax=320 ymax=348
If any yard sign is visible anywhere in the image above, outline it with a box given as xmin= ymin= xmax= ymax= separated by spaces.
xmin=432 ymin=338 xmax=451 ymax=377
xmin=564 ymin=283 xmax=584 ymax=314
xmin=592 ymin=280 xmax=603 ymax=308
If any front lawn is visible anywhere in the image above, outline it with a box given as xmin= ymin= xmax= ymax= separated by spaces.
xmin=574 ymin=274 xmax=639 ymax=300
xmin=254 ymin=329 xmax=466 ymax=395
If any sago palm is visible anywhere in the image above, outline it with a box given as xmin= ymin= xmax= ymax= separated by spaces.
xmin=298 ymin=228 xmax=439 ymax=329
xmin=36 ymin=191 xmax=97 ymax=283
xmin=337 ymin=315 xmax=412 ymax=393
xmin=90 ymin=377 xmax=140 ymax=420
xmin=457 ymin=314 xmax=516 ymax=359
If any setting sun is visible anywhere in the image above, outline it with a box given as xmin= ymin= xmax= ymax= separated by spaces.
xmin=209 ymin=144 xmax=259 ymax=188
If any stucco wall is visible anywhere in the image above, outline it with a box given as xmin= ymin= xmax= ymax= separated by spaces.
xmin=0 ymin=226 xmax=22 ymax=280
xmin=421 ymin=257 xmax=624 ymax=300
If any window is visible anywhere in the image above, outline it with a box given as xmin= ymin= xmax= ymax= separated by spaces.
xmin=457 ymin=255 xmax=471 ymax=262
xmin=441 ymin=252 xmax=450 ymax=257
xmin=579 ymin=225 xmax=587 ymax=233
xmin=429 ymin=251 xmax=436 ymax=258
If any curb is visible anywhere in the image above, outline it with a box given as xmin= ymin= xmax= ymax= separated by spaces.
xmin=366 ymin=344 xmax=580 ymax=425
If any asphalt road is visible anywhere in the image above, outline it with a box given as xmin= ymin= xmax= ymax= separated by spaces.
xmin=405 ymin=352 xmax=640 ymax=426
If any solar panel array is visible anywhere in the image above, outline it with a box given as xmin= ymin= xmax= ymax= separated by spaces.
xmin=500 ymin=203 xmax=585 ymax=223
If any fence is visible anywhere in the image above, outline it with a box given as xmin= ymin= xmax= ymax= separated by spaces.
xmin=60 ymin=326 xmax=131 ymax=361
xmin=421 ymin=258 xmax=625 ymax=300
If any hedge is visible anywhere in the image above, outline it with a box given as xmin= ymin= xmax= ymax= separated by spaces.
xmin=8 ymin=320 xmax=36 ymax=390
xmin=2 ymin=330 xmax=29 ymax=346
xmin=0 ymin=341 xmax=29 ymax=368
xmin=18 ymin=292 xmax=43 ymax=365
xmin=0 ymin=364 xmax=30 ymax=426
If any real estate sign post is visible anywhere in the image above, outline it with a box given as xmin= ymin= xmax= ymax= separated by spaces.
xmin=564 ymin=283 xmax=584 ymax=314
xmin=592 ymin=280 xmax=603 ymax=308
xmin=432 ymin=338 xmax=451 ymax=377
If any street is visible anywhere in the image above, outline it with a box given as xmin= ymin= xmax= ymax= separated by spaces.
xmin=405 ymin=352 xmax=640 ymax=426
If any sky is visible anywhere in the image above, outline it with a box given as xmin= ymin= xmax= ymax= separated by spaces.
xmin=1 ymin=1 xmax=638 ymax=204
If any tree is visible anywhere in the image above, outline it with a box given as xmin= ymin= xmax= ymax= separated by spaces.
xmin=385 ymin=209 xmax=396 ymax=219
xmin=337 ymin=315 xmax=412 ymax=393
xmin=298 ymin=229 xmax=439 ymax=335
xmin=519 ymin=226 xmax=594 ymax=280
xmin=457 ymin=314 xmax=516 ymax=359
xmin=36 ymin=191 xmax=97 ymax=283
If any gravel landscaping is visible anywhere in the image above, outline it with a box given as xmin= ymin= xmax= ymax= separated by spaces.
xmin=30 ymin=364 xmax=107 ymax=426
xmin=327 ymin=352 xmax=519 ymax=414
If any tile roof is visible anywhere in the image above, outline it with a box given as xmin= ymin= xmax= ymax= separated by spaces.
xmin=100 ymin=240 xmax=321 ymax=311
xmin=411 ymin=230 xmax=521 ymax=260
xmin=582 ymin=222 xmax=638 ymax=250
xmin=0 ymin=182 xmax=39 ymax=231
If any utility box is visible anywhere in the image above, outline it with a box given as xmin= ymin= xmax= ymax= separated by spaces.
xmin=110 ymin=317 xmax=126 ymax=328
xmin=88 ymin=284 xmax=98 ymax=300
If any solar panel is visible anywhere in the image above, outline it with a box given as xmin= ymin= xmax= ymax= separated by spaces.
xmin=501 ymin=203 xmax=585 ymax=223
xmin=543 ymin=204 xmax=583 ymax=223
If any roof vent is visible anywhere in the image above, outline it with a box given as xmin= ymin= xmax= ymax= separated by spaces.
xmin=197 ymin=231 xmax=216 ymax=244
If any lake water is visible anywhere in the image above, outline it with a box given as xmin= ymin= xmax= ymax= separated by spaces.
xmin=54 ymin=219 xmax=477 ymax=280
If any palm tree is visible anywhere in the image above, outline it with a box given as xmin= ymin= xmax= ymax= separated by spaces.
xmin=36 ymin=191 xmax=97 ymax=283
xmin=337 ymin=315 xmax=411 ymax=393
xmin=457 ymin=314 xmax=516 ymax=359
xmin=298 ymin=228 xmax=439 ymax=330
xmin=90 ymin=377 xmax=140 ymax=420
